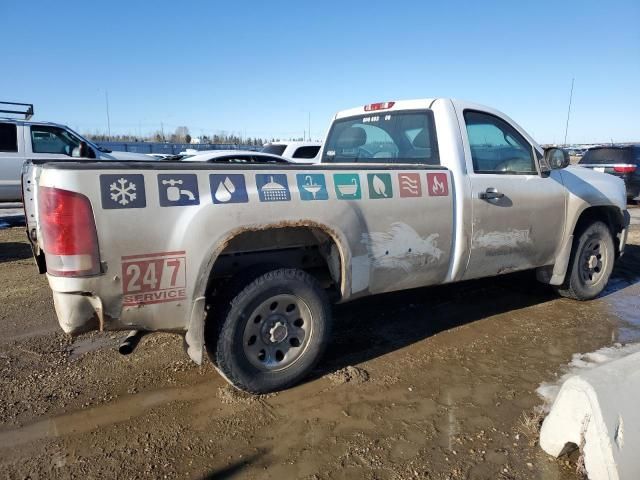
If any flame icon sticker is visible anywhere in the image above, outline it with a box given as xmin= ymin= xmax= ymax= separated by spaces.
xmin=427 ymin=173 xmax=449 ymax=197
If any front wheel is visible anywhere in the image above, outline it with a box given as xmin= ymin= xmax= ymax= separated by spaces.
xmin=209 ymin=268 xmax=331 ymax=394
xmin=556 ymin=221 xmax=615 ymax=300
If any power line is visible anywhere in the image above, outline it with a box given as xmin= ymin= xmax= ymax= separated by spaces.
xmin=563 ymin=78 xmax=574 ymax=146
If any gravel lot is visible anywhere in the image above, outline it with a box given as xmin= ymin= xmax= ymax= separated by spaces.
xmin=0 ymin=210 xmax=639 ymax=479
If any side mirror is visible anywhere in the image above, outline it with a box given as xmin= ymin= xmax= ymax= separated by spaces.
xmin=544 ymin=147 xmax=570 ymax=170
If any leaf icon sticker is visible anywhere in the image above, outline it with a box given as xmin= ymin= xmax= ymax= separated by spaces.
xmin=372 ymin=175 xmax=387 ymax=197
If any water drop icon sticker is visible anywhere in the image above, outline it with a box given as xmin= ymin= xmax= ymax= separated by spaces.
xmin=215 ymin=177 xmax=233 ymax=202
xmin=210 ymin=174 xmax=249 ymax=204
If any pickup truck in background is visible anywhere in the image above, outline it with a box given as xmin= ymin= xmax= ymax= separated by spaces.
xmin=22 ymin=98 xmax=630 ymax=393
xmin=261 ymin=141 xmax=322 ymax=163
xmin=0 ymin=102 xmax=152 ymax=202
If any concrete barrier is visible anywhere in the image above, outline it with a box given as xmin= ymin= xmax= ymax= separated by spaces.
xmin=540 ymin=350 xmax=640 ymax=480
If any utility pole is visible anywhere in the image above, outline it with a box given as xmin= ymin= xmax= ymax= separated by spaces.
xmin=563 ymin=78 xmax=574 ymax=146
xmin=105 ymin=90 xmax=111 ymax=139
xmin=160 ymin=122 xmax=165 ymax=142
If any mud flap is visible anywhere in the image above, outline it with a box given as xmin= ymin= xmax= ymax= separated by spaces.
xmin=540 ymin=352 xmax=640 ymax=480
xmin=184 ymin=296 xmax=206 ymax=364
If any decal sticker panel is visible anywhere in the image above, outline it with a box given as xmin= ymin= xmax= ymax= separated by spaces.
xmin=333 ymin=173 xmax=361 ymax=200
xmin=210 ymin=174 xmax=249 ymax=204
xmin=367 ymin=173 xmax=393 ymax=199
xmin=297 ymin=174 xmax=328 ymax=200
xmin=158 ymin=174 xmax=199 ymax=206
xmin=398 ymin=173 xmax=422 ymax=198
xmin=427 ymin=172 xmax=449 ymax=196
xmin=122 ymin=251 xmax=187 ymax=306
xmin=256 ymin=174 xmax=291 ymax=202
xmin=100 ymin=174 xmax=146 ymax=209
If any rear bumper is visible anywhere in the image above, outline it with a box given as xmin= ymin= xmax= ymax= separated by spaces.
xmin=52 ymin=291 xmax=102 ymax=335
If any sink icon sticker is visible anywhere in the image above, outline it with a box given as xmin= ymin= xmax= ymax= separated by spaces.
xmin=297 ymin=174 xmax=328 ymax=201
xmin=209 ymin=174 xmax=249 ymax=204
xmin=333 ymin=173 xmax=361 ymax=200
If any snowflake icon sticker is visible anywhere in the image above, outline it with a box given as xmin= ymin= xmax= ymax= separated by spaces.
xmin=100 ymin=174 xmax=146 ymax=209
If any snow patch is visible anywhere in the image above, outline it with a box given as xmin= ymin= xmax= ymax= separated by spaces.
xmin=537 ymin=342 xmax=640 ymax=410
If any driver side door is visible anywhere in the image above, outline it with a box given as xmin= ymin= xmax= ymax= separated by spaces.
xmin=461 ymin=110 xmax=566 ymax=280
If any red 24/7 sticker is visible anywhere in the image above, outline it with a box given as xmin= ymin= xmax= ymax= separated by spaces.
xmin=122 ymin=251 xmax=186 ymax=306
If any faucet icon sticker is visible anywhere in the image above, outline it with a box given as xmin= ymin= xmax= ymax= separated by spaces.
xmin=157 ymin=174 xmax=200 ymax=206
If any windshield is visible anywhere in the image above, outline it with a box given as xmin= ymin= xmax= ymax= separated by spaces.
xmin=322 ymin=110 xmax=439 ymax=164
xmin=261 ymin=144 xmax=287 ymax=156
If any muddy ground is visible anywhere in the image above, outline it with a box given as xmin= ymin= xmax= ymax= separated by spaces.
xmin=0 ymin=211 xmax=639 ymax=480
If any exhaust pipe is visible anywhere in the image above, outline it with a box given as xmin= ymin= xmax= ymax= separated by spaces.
xmin=118 ymin=330 xmax=146 ymax=355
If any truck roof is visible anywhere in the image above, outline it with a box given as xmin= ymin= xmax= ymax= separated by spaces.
xmin=0 ymin=118 xmax=70 ymax=129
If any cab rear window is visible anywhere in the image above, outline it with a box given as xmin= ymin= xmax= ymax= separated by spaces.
xmin=322 ymin=110 xmax=439 ymax=165
xmin=0 ymin=123 xmax=17 ymax=152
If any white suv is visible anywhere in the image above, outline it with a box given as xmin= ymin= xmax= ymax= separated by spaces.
xmin=260 ymin=141 xmax=322 ymax=163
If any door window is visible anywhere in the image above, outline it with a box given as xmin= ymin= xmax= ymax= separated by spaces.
xmin=464 ymin=111 xmax=536 ymax=174
xmin=31 ymin=125 xmax=80 ymax=155
xmin=0 ymin=123 xmax=18 ymax=152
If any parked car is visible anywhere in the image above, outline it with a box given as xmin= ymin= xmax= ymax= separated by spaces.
xmin=261 ymin=141 xmax=322 ymax=163
xmin=22 ymin=98 xmax=629 ymax=394
xmin=182 ymin=150 xmax=288 ymax=163
xmin=578 ymin=145 xmax=640 ymax=202
xmin=0 ymin=103 xmax=153 ymax=202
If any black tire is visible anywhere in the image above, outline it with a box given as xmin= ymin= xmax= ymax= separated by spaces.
xmin=556 ymin=221 xmax=615 ymax=300
xmin=208 ymin=268 xmax=331 ymax=394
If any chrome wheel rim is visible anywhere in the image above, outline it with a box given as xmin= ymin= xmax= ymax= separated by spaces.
xmin=579 ymin=237 xmax=608 ymax=286
xmin=242 ymin=294 xmax=313 ymax=371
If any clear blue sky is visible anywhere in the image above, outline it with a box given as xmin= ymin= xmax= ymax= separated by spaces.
xmin=2 ymin=0 xmax=638 ymax=144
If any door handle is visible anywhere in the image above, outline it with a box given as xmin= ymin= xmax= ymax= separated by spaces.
xmin=479 ymin=187 xmax=505 ymax=200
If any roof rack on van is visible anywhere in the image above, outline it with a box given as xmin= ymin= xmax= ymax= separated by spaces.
xmin=0 ymin=101 xmax=34 ymax=120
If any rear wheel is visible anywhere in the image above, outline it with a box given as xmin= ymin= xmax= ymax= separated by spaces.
xmin=208 ymin=268 xmax=331 ymax=393
xmin=556 ymin=221 xmax=615 ymax=300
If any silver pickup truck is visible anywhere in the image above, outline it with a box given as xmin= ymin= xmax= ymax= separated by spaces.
xmin=22 ymin=99 xmax=630 ymax=393
xmin=0 ymin=102 xmax=151 ymax=202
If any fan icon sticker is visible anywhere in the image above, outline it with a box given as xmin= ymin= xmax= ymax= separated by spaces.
xmin=297 ymin=174 xmax=328 ymax=200
xmin=367 ymin=173 xmax=393 ymax=199
xmin=100 ymin=174 xmax=146 ymax=209
xmin=210 ymin=174 xmax=249 ymax=204
xmin=398 ymin=173 xmax=422 ymax=197
xmin=256 ymin=174 xmax=291 ymax=202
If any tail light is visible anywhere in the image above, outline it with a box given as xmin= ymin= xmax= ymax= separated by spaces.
xmin=364 ymin=101 xmax=395 ymax=112
xmin=38 ymin=186 xmax=100 ymax=276
xmin=613 ymin=165 xmax=637 ymax=173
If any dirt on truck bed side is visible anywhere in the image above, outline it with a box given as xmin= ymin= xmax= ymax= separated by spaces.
xmin=1 ymin=213 xmax=639 ymax=479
